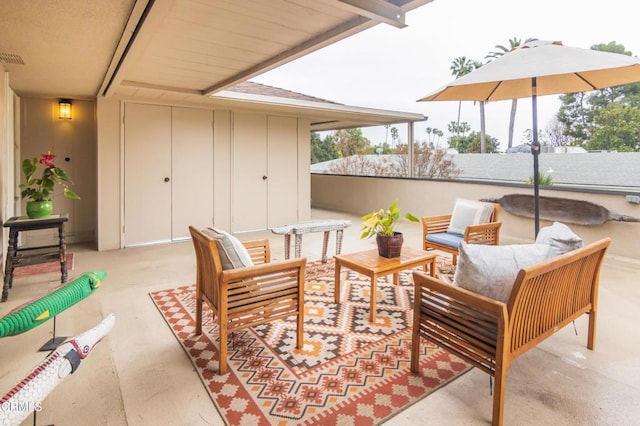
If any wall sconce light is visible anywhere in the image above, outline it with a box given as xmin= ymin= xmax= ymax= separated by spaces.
xmin=58 ymin=100 xmax=72 ymax=120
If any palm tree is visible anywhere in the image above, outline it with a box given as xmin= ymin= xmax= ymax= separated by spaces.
xmin=449 ymin=56 xmax=475 ymax=136
xmin=485 ymin=37 xmax=537 ymax=149
xmin=471 ymin=60 xmax=487 ymax=153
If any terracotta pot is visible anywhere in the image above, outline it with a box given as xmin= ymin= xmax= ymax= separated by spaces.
xmin=26 ymin=200 xmax=53 ymax=219
xmin=376 ymin=232 xmax=403 ymax=258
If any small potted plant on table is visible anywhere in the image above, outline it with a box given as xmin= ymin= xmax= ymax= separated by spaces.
xmin=360 ymin=200 xmax=419 ymax=258
xmin=20 ymin=152 xmax=80 ymax=219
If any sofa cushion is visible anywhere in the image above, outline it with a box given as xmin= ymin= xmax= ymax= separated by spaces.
xmin=425 ymin=232 xmax=464 ymax=249
xmin=535 ymin=221 xmax=583 ymax=256
xmin=453 ymin=242 xmax=554 ymax=303
xmin=203 ymin=227 xmax=254 ymax=270
xmin=447 ymin=199 xmax=495 ymax=235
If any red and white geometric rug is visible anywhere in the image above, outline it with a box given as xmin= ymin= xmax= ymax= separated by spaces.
xmin=149 ymin=258 xmax=468 ymax=425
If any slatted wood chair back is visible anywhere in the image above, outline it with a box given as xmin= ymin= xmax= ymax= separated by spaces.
xmin=507 ymin=237 xmax=611 ymax=358
xmin=189 ymin=225 xmax=222 ymax=313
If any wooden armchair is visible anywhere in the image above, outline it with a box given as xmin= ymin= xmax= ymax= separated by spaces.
xmin=189 ymin=226 xmax=306 ymax=375
xmin=422 ymin=201 xmax=502 ymax=265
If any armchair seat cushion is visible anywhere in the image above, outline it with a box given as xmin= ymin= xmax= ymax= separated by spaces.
xmin=425 ymin=232 xmax=464 ymax=249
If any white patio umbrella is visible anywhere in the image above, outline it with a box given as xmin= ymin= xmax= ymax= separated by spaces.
xmin=418 ymin=40 xmax=640 ymax=235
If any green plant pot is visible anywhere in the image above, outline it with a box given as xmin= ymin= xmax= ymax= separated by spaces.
xmin=26 ymin=201 xmax=53 ymax=219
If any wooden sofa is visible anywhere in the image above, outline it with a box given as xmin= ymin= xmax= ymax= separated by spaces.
xmin=422 ymin=202 xmax=502 ymax=265
xmin=410 ymin=237 xmax=611 ymax=426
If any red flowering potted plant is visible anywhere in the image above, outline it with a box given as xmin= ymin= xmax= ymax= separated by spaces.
xmin=20 ymin=152 xmax=80 ymax=218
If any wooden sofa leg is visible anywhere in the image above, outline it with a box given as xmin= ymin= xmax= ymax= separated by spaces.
xmin=195 ymin=295 xmax=203 ymax=335
xmin=452 ymin=254 xmax=458 ymax=266
xmin=587 ymin=309 xmax=597 ymax=350
xmin=410 ymin=289 xmax=422 ymax=374
xmin=218 ymin=323 xmax=228 ymax=375
xmin=492 ymin=369 xmax=506 ymax=426
xmin=410 ymin=332 xmax=421 ymax=374
xmin=296 ymin=312 xmax=304 ymax=350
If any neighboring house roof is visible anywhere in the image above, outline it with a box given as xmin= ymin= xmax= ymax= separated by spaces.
xmin=312 ymin=152 xmax=640 ymax=189
xmin=213 ymin=83 xmax=426 ymax=131
xmin=452 ymin=152 xmax=640 ymax=189
xmin=228 ymin=82 xmax=341 ymax=105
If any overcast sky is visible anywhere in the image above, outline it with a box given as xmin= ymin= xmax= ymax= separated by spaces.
xmin=251 ymin=0 xmax=640 ymax=151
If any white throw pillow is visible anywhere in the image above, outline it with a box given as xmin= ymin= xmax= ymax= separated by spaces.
xmin=447 ymin=199 xmax=495 ymax=235
xmin=203 ymin=227 xmax=254 ymax=270
xmin=453 ymin=242 xmax=554 ymax=303
xmin=535 ymin=222 xmax=583 ymax=256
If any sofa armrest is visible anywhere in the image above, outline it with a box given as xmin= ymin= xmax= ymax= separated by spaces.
xmin=464 ymin=221 xmax=502 ymax=246
xmin=412 ymin=270 xmax=508 ymax=375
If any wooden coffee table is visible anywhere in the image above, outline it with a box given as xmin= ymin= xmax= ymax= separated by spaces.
xmin=334 ymin=246 xmax=437 ymax=323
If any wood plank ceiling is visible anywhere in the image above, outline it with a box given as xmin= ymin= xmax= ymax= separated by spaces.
xmin=1 ymin=0 xmax=433 ymax=101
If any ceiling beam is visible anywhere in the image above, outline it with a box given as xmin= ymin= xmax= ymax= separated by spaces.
xmin=335 ymin=0 xmax=406 ymax=28
xmin=203 ymin=15 xmax=372 ymax=96
xmin=120 ymin=80 xmax=204 ymax=95
xmin=99 ymin=0 xmax=154 ymax=97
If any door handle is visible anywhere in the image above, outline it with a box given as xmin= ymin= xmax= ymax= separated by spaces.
xmin=262 ymin=175 xmax=267 ymax=180
xmin=164 ymin=177 xmax=170 ymax=182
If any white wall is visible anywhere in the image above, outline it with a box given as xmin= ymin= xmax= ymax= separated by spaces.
xmin=311 ymin=174 xmax=640 ymax=260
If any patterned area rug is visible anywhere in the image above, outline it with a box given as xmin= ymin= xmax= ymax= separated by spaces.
xmin=150 ymin=257 xmax=467 ymax=425
xmin=13 ymin=252 xmax=75 ymax=278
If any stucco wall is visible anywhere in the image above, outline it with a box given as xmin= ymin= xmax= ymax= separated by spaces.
xmin=18 ymin=97 xmax=97 ymax=246
xmin=311 ymin=174 xmax=640 ymax=260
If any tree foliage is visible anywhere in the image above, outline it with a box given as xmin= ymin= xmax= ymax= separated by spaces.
xmin=448 ymin=131 xmax=499 ymax=153
xmin=310 ymin=132 xmax=339 ymax=164
xmin=450 ymin=56 xmax=476 ymax=135
xmin=326 ymin=154 xmax=393 ymax=176
xmin=587 ymin=103 xmax=640 ymax=151
xmin=543 ymin=117 xmax=573 ymax=147
xmin=394 ymin=143 xmax=461 ymax=178
xmin=334 ymin=128 xmax=371 ymax=157
xmin=556 ymin=41 xmax=640 ymax=151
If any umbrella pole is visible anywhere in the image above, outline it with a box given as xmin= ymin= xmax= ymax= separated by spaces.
xmin=531 ymin=77 xmax=540 ymax=236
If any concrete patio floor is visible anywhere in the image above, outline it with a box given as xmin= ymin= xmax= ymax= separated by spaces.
xmin=1 ymin=209 xmax=639 ymax=425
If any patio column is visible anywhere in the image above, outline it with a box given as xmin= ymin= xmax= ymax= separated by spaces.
xmin=408 ymin=122 xmax=414 ymax=178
